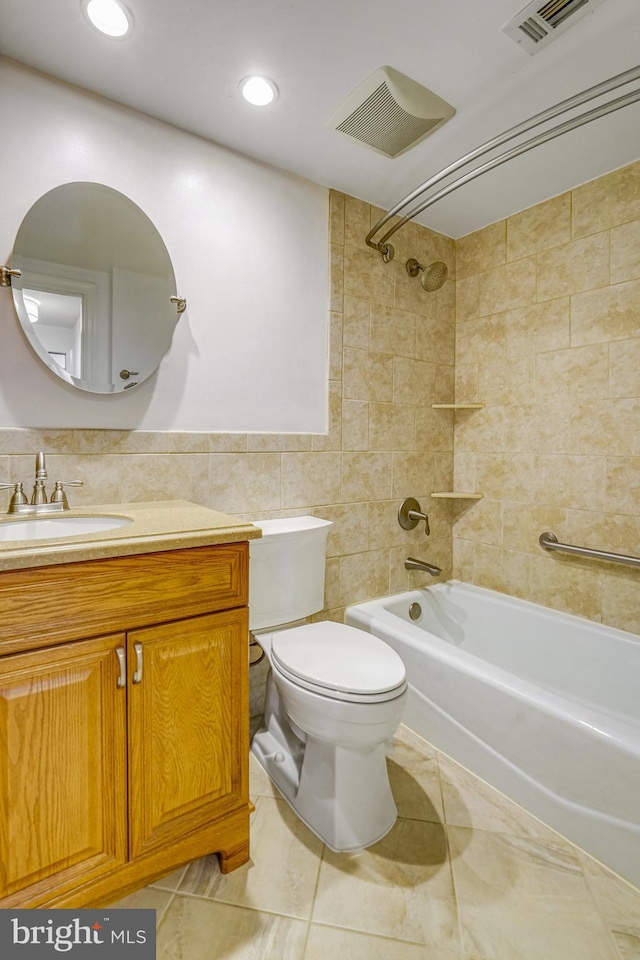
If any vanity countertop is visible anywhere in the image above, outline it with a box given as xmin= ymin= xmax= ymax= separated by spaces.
xmin=0 ymin=499 xmax=260 ymax=572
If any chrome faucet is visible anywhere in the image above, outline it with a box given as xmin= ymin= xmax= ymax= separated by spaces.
xmin=31 ymin=450 xmax=48 ymax=505
xmin=1 ymin=452 xmax=83 ymax=515
xmin=405 ymin=557 xmax=442 ymax=577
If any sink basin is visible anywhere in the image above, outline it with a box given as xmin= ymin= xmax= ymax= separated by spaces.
xmin=0 ymin=515 xmax=132 ymax=543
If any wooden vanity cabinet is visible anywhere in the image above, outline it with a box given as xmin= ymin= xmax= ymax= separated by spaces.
xmin=0 ymin=541 xmax=250 ymax=908
xmin=127 ymin=608 xmax=247 ymax=860
xmin=0 ymin=633 xmax=128 ymax=904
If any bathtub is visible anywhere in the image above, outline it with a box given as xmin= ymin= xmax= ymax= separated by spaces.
xmin=345 ymin=580 xmax=640 ymax=887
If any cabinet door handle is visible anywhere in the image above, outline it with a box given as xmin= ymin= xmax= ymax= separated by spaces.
xmin=116 ymin=647 xmax=126 ymax=688
xmin=132 ymin=642 xmax=143 ymax=684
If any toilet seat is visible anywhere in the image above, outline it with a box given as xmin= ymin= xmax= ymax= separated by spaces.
xmin=270 ymin=621 xmax=407 ymax=704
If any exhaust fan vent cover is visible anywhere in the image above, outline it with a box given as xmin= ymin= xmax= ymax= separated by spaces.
xmin=503 ymin=0 xmax=604 ymax=54
xmin=328 ymin=66 xmax=456 ymax=159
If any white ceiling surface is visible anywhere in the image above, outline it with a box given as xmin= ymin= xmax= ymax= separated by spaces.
xmin=24 ymin=291 xmax=82 ymax=328
xmin=1 ymin=0 xmax=640 ymax=237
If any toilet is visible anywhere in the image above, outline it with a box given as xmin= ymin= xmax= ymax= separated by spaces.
xmin=250 ymin=516 xmax=407 ymax=852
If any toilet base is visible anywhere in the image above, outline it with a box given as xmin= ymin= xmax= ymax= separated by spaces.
xmin=252 ymin=727 xmax=398 ymax=853
xmin=251 ymin=674 xmax=401 ymax=852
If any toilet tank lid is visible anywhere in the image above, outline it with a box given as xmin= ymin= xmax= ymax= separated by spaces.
xmin=251 ymin=516 xmax=332 ymax=541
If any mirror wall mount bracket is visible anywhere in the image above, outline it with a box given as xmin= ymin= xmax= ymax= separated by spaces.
xmin=170 ymin=295 xmax=187 ymax=314
xmin=1 ymin=266 xmax=21 ymax=287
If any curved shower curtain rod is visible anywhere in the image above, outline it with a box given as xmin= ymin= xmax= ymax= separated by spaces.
xmin=366 ymin=63 xmax=640 ymax=259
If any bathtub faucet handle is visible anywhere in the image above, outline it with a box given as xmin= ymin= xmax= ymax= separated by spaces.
xmin=409 ymin=508 xmax=430 ymax=536
xmin=398 ymin=498 xmax=430 ymax=536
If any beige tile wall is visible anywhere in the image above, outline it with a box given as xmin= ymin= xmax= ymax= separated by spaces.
xmin=5 ymin=163 xmax=637 ymax=687
xmin=0 ymin=191 xmax=456 ymax=715
xmin=453 ymin=159 xmax=640 ymax=634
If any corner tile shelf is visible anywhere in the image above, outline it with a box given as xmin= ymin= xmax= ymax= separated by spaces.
xmin=431 ymin=403 xmax=484 ymax=409
xmin=431 ymin=492 xmax=484 ymax=500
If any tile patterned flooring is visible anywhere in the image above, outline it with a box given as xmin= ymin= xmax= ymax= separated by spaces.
xmin=113 ymin=725 xmax=640 ymax=959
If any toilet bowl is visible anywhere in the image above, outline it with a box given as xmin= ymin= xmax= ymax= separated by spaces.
xmin=249 ymin=517 xmax=407 ymax=852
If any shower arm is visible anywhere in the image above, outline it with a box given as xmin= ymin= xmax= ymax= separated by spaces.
xmin=366 ymin=62 xmax=640 ymax=257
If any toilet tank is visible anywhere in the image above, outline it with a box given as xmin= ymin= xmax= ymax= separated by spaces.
xmin=249 ymin=516 xmax=333 ymax=630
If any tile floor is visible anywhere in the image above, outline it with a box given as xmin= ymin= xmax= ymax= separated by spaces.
xmin=113 ymin=725 xmax=640 ymax=959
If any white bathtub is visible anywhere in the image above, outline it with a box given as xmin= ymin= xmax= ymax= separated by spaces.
xmin=345 ymin=580 xmax=640 ymax=887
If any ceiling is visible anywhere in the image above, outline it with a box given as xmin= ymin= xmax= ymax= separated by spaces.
xmin=1 ymin=0 xmax=640 ymax=237
xmin=24 ymin=290 xmax=82 ymax=328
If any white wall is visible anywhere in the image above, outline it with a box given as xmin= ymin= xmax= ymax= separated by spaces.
xmin=0 ymin=59 xmax=329 ymax=432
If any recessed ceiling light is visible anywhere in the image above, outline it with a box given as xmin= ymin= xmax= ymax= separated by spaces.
xmin=83 ymin=0 xmax=132 ymax=38
xmin=240 ymin=76 xmax=278 ymax=107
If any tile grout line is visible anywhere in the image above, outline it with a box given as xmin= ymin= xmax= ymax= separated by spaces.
xmin=435 ymin=750 xmax=467 ymax=955
xmin=299 ymin=921 xmax=312 ymax=959
xmin=306 ymin=917 xmax=441 ymax=949
xmin=308 ymin=839 xmax=326 ymax=926
xmin=168 ymin=886 xmax=312 ymax=924
xmin=578 ymin=866 xmax=629 ymax=960
xmin=156 ymin=890 xmax=176 ymax=930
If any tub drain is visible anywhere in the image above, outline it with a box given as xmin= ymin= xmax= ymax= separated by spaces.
xmin=409 ymin=602 xmax=422 ymax=620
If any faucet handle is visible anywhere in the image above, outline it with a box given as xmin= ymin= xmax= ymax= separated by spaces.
xmin=50 ymin=480 xmax=83 ymax=508
xmin=409 ymin=510 xmax=430 ymax=537
xmin=1 ymin=481 xmax=29 ymax=512
xmin=398 ymin=497 xmax=430 ymax=536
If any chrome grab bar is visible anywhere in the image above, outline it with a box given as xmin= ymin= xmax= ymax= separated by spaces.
xmin=539 ymin=532 xmax=640 ymax=569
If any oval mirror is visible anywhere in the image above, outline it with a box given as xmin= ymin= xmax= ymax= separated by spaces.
xmin=10 ymin=182 xmax=183 ymax=393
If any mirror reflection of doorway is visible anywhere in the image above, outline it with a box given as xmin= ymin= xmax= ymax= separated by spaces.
xmin=48 ymin=352 xmax=68 ymax=370
xmin=23 ymin=288 xmax=82 ymax=378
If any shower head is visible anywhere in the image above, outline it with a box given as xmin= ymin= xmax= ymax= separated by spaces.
xmin=405 ymin=258 xmax=448 ymax=292
xmin=422 ymin=261 xmax=448 ymax=291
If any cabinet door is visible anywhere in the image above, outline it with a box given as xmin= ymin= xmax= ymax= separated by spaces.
xmin=0 ymin=635 xmax=128 ymax=905
xmin=128 ymin=609 xmax=248 ymax=859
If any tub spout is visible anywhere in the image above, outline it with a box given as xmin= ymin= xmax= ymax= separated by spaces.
xmin=405 ymin=557 xmax=442 ymax=577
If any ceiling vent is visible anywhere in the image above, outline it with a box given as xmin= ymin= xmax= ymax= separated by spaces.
xmin=327 ymin=66 xmax=456 ymax=159
xmin=503 ymin=0 xmax=605 ymax=54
